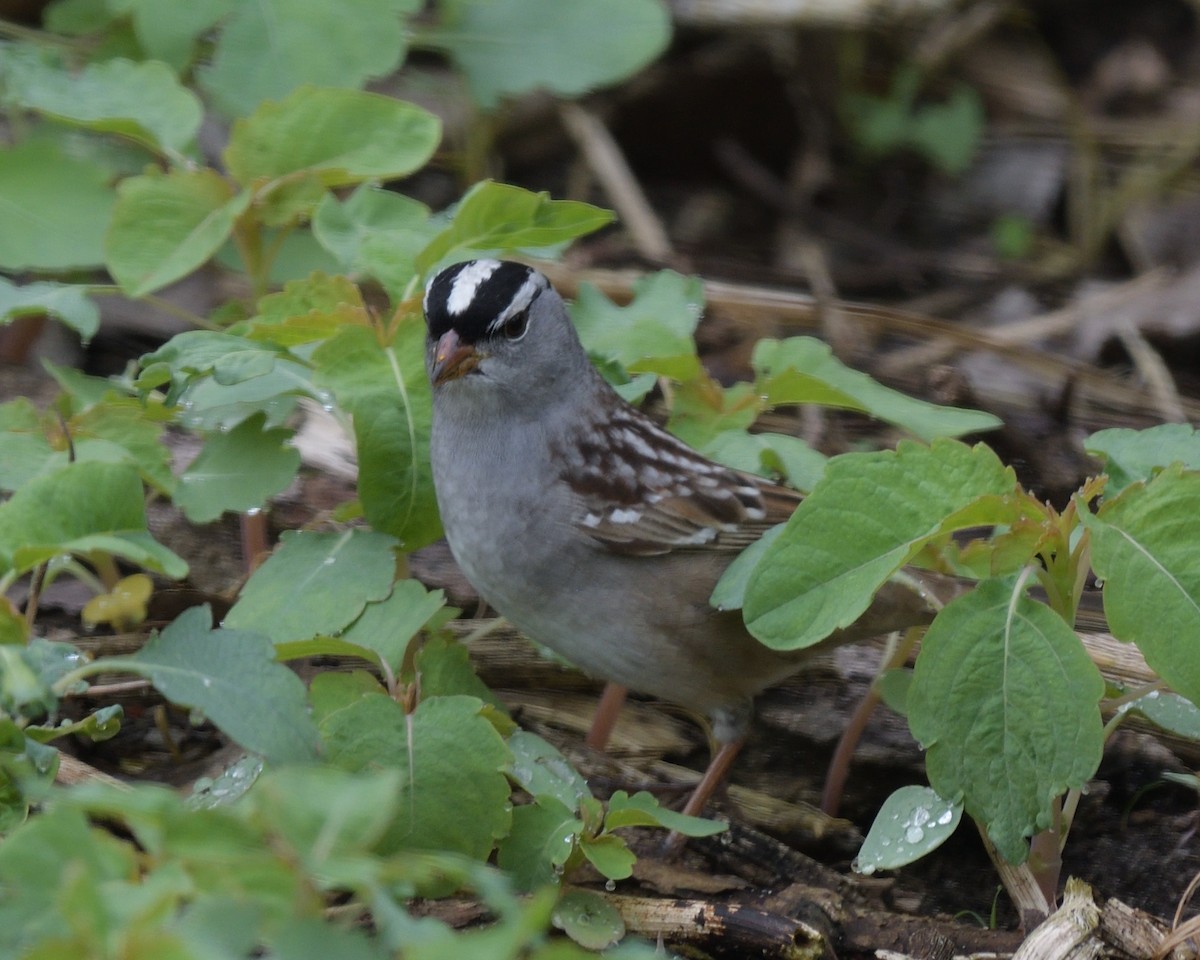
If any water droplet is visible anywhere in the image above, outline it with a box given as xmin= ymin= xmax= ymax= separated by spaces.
xmin=245 ymin=506 xmax=261 ymax=517
xmin=323 ymin=556 xmax=336 ymax=565
xmin=905 ymin=825 xmax=925 ymax=844
xmin=605 ymin=879 xmax=616 ymax=891
xmin=202 ymin=677 xmax=213 ymax=688
xmin=937 ymin=809 xmax=953 ymax=825
xmin=911 ymin=806 xmax=930 ymax=828
xmin=853 ymin=859 xmax=875 ymax=876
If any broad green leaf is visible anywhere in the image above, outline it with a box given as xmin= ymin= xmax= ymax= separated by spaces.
xmin=225 ymin=529 xmax=398 ymax=642
xmin=120 ymin=0 xmax=234 ymax=70
xmin=579 ymin=834 xmax=636 ymax=883
xmin=744 ymin=439 xmax=1016 ymax=650
xmin=0 ymin=460 xmax=186 ymax=579
xmin=312 ymin=679 xmax=512 ymax=859
xmin=198 ymin=0 xmax=420 ymax=117
xmin=0 ymin=278 xmax=100 ymax=341
xmin=106 ymin=168 xmax=251 ymax=296
xmin=0 ymin=806 xmax=136 ymax=952
xmin=6 ymin=53 xmax=202 ymax=153
xmin=174 ymin=413 xmax=301 ymax=523
xmin=248 ymin=272 xmax=370 ymax=345
xmin=225 ymin=87 xmax=440 ymax=186
xmin=603 ymin=791 xmax=725 ymax=836
xmin=1124 ymin=690 xmax=1200 ymax=740
xmin=507 ymin=731 xmax=591 ymax=810
xmin=569 ymin=272 xmax=702 ymax=380
xmin=496 ymin=795 xmax=581 ymax=890
xmin=344 ymin=579 xmax=448 ymax=677
xmin=709 ymin=524 xmax=785 ymax=613
xmin=313 ymin=186 xmax=436 ymax=298
xmin=70 ymin=398 xmax=175 ymax=494
xmin=416 ymin=181 xmax=614 ymax=274
xmin=1086 ymin=424 xmax=1200 ymax=496
xmin=752 ymin=337 xmax=1002 ymax=440
xmin=313 ymin=317 xmax=440 ymax=548
xmin=425 ymin=0 xmax=670 ymax=108
xmin=250 ymin=766 xmax=401 ymax=861
xmin=1081 ymin=466 xmax=1200 ymax=709
xmin=0 ymin=139 xmax=115 ymax=271
xmin=908 ymin=578 xmax=1104 ymax=863
xmin=853 ymin=785 xmax=961 ymax=874
xmin=99 ymin=605 xmax=319 ymax=763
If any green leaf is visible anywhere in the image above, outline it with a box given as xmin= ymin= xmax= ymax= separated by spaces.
xmin=416 ymin=181 xmax=614 ymax=274
xmin=1125 ymin=690 xmax=1200 ymax=740
xmin=507 ymin=731 xmax=591 ymax=810
xmin=225 ymin=529 xmax=398 ymax=643
xmin=0 ymin=460 xmax=186 ymax=579
xmin=120 ymin=0 xmax=235 ymax=71
xmin=6 ymin=52 xmax=203 ymax=153
xmin=700 ymin=430 xmax=827 ymax=492
xmin=0 ymin=139 xmax=115 ymax=271
xmin=551 ymin=888 xmax=625 ymax=950
xmin=102 ymin=605 xmax=320 ymax=763
xmin=174 ymin=413 xmax=301 ymax=523
xmin=853 ymin=785 xmax=962 ymax=873
xmin=106 ymin=168 xmax=251 ymax=297
xmin=569 ymin=272 xmax=702 ymax=380
xmin=312 ymin=680 xmax=512 ymax=859
xmin=313 ymin=318 xmax=441 ymax=549
xmin=909 ymin=85 xmax=985 ymax=176
xmin=908 ymin=578 xmax=1104 ymax=863
xmin=198 ymin=0 xmax=421 ymax=117
xmin=225 ymin=86 xmax=440 ymax=186
xmin=1081 ymin=466 xmax=1200 ymax=709
xmin=708 ymin=524 xmax=785 ymax=613
xmin=603 ymin=790 xmax=725 ymax=836
xmin=1086 ymin=424 xmax=1200 ymax=496
xmin=313 ymin=186 xmax=436 ymax=298
xmin=0 ymin=278 xmax=100 ymax=341
xmin=426 ymin=0 xmax=671 ymax=109
xmin=579 ymin=834 xmax=636 ymax=883
xmin=69 ymin=397 xmax=175 ymax=495
xmin=0 ymin=646 xmax=57 ymax=718
xmin=744 ymin=439 xmax=1016 ymax=650
xmin=752 ymin=337 xmax=1001 ymax=440
xmin=496 ymin=795 xmax=581 ymax=890
xmin=344 ymin=579 xmax=448 ymax=677
xmin=414 ymin=631 xmax=500 ymax=707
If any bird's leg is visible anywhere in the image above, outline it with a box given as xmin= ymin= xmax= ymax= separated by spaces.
xmin=679 ymin=737 xmax=744 ymax=819
xmin=585 ymin=682 xmax=628 ymax=750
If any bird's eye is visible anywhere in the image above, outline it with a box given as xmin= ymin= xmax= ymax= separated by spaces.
xmin=501 ymin=310 xmax=529 ymax=341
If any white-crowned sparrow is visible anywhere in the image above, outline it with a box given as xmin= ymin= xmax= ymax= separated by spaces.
xmin=423 ymin=259 xmax=945 ymax=815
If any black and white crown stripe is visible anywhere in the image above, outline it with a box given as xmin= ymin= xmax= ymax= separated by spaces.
xmin=424 ymin=259 xmax=548 ymax=343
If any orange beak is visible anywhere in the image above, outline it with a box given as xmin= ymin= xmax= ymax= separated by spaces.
xmin=431 ymin=330 xmax=480 ymax=386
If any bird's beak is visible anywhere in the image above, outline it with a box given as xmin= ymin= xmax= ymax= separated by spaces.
xmin=431 ymin=330 xmax=480 ymax=386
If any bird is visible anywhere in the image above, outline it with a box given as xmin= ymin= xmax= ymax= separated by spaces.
xmin=422 ymin=258 xmax=948 ymax=820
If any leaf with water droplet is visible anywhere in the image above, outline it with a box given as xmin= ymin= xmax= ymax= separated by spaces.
xmin=552 ymin=888 xmax=625 ymax=951
xmin=854 ymin=785 xmax=961 ymax=873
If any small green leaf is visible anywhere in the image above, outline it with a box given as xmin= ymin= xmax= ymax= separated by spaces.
xmin=1125 ymin=690 xmax=1200 ymax=740
xmin=0 ymin=278 xmax=100 ymax=341
xmin=709 ymin=524 xmax=785 ymax=613
xmin=700 ymin=430 xmax=827 ymax=492
xmin=120 ymin=0 xmax=234 ymax=70
xmin=1086 ymin=424 xmax=1200 ymax=496
xmin=106 ymin=168 xmax=251 ymax=297
xmin=1081 ymin=466 xmax=1200 ymax=709
xmin=909 ymin=85 xmax=984 ymax=175
xmin=224 ymin=86 xmax=440 ymax=187
xmin=414 ymin=632 xmax=499 ymax=707
xmin=0 ymin=139 xmax=116 ymax=271
xmin=416 ymin=181 xmax=613 ymax=274
xmin=426 ymin=0 xmax=670 ymax=109
xmin=853 ymin=785 xmax=962 ymax=873
xmin=908 ymin=578 xmax=1104 ymax=864
xmin=198 ymin=0 xmax=421 ymax=117
xmin=604 ymin=791 xmax=726 ymax=837
xmin=7 ymin=53 xmax=203 ymax=153
xmin=744 ymin=439 xmax=1016 ymax=650
xmin=0 ymin=460 xmax=186 ymax=579
xmin=225 ymin=529 xmax=398 ymax=643
xmin=753 ymin=337 xmax=1001 ymax=440
xmin=507 ymin=731 xmax=591 ymax=809
xmin=551 ymin=888 xmax=625 ymax=950
xmin=570 ymin=272 xmax=702 ymax=381
xmin=342 ymin=579 xmax=448 ymax=677
xmin=100 ymin=605 xmax=320 ymax=763
xmin=174 ymin=413 xmax=301 ymax=523
xmin=496 ymin=795 xmax=581 ymax=890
